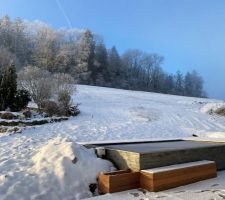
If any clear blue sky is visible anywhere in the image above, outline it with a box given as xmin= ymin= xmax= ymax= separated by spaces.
xmin=1 ymin=0 xmax=225 ymax=99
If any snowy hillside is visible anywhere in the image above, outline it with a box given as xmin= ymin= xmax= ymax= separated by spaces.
xmin=8 ymin=84 xmax=225 ymax=141
xmin=1 ymin=85 xmax=225 ymax=200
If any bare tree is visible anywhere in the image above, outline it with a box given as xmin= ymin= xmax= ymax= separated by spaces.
xmin=18 ymin=66 xmax=53 ymax=107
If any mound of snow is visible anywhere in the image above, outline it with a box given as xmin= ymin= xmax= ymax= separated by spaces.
xmin=200 ymin=102 xmax=225 ymax=114
xmin=30 ymin=137 xmax=114 ymax=200
xmin=0 ymin=137 xmax=114 ymax=200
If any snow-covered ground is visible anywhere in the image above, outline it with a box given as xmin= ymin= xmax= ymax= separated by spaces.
xmin=1 ymin=85 xmax=225 ymax=200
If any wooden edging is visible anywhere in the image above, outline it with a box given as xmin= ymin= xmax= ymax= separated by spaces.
xmin=98 ymin=161 xmax=217 ymax=194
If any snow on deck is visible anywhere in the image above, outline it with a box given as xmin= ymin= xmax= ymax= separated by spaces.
xmin=1 ymin=85 xmax=225 ymax=200
xmin=141 ymin=160 xmax=214 ymax=173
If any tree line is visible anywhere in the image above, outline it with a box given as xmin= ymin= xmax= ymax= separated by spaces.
xmin=0 ymin=15 xmax=206 ymax=98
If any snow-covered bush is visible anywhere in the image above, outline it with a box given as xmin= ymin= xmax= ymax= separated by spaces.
xmin=18 ymin=67 xmax=77 ymax=116
xmin=58 ymin=91 xmax=72 ymax=116
xmin=53 ymin=73 xmax=75 ymax=116
xmin=53 ymin=73 xmax=75 ymax=96
xmin=201 ymin=102 xmax=225 ymax=116
xmin=215 ymin=107 xmax=225 ymax=116
xmin=0 ymin=112 xmax=17 ymax=120
xmin=18 ymin=66 xmax=53 ymax=107
xmin=68 ymin=104 xmax=80 ymax=116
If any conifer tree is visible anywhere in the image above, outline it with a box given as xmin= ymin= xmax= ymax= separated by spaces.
xmin=0 ymin=63 xmax=17 ymax=110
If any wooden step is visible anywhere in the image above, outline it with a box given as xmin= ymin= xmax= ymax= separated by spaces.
xmin=140 ymin=160 xmax=217 ymax=192
xmin=98 ymin=169 xmax=140 ymax=194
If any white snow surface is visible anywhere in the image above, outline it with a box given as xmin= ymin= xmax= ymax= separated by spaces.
xmin=141 ymin=160 xmax=214 ymax=173
xmin=1 ymin=85 xmax=225 ymax=200
xmin=0 ymin=137 xmax=114 ymax=200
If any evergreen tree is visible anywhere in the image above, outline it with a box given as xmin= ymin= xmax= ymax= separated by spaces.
xmin=107 ymin=46 xmax=123 ymax=86
xmin=174 ymin=71 xmax=184 ymax=95
xmin=93 ymin=42 xmax=108 ymax=84
xmin=163 ymin=74 xmax=175 ymax=94
xmin=0 ymin=63 xmax=17 ymax=110
xmin=184 ymin=72 xmax=193 ymax=96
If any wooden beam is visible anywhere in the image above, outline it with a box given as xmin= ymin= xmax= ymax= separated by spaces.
xmin=140 ymin=160 xmax=217 ymax=192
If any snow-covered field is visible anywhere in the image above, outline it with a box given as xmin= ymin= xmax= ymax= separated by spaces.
xmin=1 ymin=85 xmax=225 ymax=200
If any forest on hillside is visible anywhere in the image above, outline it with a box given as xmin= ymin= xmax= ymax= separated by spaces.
xmin=0 ymin=16 xmax=205 ymax=98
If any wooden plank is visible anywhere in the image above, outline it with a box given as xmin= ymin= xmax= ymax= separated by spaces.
xmin=154 ymin=173 xmax=217 ymax=192
xmin=140 ymin=172 xmax=153 ymax=191
xmin=140 ymin=161 xmax=217 ymax=192
xmin=153 ymin=163 xmax=216 ymax=179
xmin=98 ymin=170 xmax=140 ymax=194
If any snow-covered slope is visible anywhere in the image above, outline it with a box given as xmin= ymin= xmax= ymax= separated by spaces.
xmin=1 ymin=85 xmax=225 ymax=200
xmin=9 ymin=84 xmax=225 ymax=141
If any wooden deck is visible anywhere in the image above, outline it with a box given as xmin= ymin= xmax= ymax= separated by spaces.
xmin=90 ymin=140 xmax=225 ymax=171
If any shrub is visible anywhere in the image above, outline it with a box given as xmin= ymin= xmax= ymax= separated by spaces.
xmin=68 ymin=104 xmax=80 ymax=116
xmin=18 ymin=66 xmax=53 ymax=107
xmin=214 ymin=107 xmax=225 ymax=117
xmin=11 ymin=89 xmax=31 ymax=111
xmin=1 ymin=112 xmax=17 ymax=120
xmin=22 ymin=109 xmax=32 ymax=118
xmin=40 ymin=100 xmax=60 ymax=117
xmin=53 ymin=73 xmax=75 ymax=96
xmin=18 ymin=67 xmax=76 ymax=113
xmin=58 ymin=91 xmax=72 ymax=116
xmin=0 ymin=126 xmax=8 ymax=133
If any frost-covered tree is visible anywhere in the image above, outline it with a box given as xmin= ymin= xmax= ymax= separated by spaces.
xmin=0 ymin=16 xmax=13 ymax=50
xmin=0 ymin=16 xmax=31 ymax=69
xmin=75 ymin=30 xmax=95 ymax=83
xmin=184 ymin=71 xmax=204 ymax=97
xmin=0 ymin=15 xmax=206 ymax=98
xmin=31 ymin=25 xmax=60 ymax=72
xmin=18 ymin=66 xmax=53 ymax=107
xmin=54 ymin=44 xmax=76 ymax=73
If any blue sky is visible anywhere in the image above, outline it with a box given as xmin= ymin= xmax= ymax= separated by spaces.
xmin=0 ymin=0 xmax=225 ymax=99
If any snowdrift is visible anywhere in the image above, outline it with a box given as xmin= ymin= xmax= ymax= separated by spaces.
xmin=0 ymin=137 xmax=114 ymax=200
xmin=31 ymin=137 xmax=114 ymax=199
